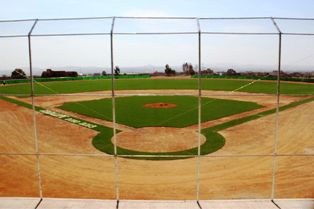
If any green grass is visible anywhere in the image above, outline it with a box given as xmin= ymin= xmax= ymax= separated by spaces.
xmin=58 ymin=96 xmax=263 ymax=128
xmin=1 ymin=78 xmax=314 ymax=95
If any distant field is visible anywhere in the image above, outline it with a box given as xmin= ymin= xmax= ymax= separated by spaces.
xmin=1 ymin=78 xmax=314 ymax=95
xmin=58 ymin=96 xmax=263 ymax=128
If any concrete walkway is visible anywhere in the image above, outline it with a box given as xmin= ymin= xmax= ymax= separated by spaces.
xmin=0 ymin=198 xmax=39 ymax=209
xmin=0 ymin=198 xmax=313 ymax=209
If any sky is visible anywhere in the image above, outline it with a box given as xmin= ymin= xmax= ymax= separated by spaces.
xmin=1 ymin=0 xmax=314 ymax=19
xmin=0 ymin=0 xmax=314 ymax=75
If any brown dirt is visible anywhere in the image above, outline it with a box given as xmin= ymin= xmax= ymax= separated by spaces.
xmin=144 ymin=102 xmax=176 ymax=109
xmin=275 ymin=156 xmax=314 ymax=198
xmin=0 ymin=100 xmax=100 ymax=155
xmin=218 ymin=101 xmax=314 ymax=155
xmin=199 ymin=156 xmax=274 ymax=199
xmin=0 ymin=92 xmax=313 ymax=199
xmin=0 ymin=100 xmax=36 ymax=153
xmin=113 ymin=127 xmax=205 ymax=153
xmin=36 ymin=112 xmax=101 ymax=154
xmin=40 ymin=156 xmax=116 ymax=199
xmin=0 ymin=155 xmax=38 ymax=197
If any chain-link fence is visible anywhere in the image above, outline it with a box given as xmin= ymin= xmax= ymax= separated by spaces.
xmin=0 ymin=17 xmax=313 ymax=201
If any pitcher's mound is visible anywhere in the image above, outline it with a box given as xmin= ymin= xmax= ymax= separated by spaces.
xmin=144 ymin=102 xmax=176 ymax=108
xmin=113 ymin=127 xmax=206 ymax=153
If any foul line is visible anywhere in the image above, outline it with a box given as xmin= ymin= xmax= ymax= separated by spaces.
xmin=156 ymin=75 xmax=270 ymax=127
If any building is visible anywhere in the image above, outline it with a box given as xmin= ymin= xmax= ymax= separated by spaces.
xmin=41 ymin=69 xmax=78 ymax=78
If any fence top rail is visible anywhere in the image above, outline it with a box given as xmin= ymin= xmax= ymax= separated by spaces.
xmin=1 ymin=16 xmax=314 ymax=37
xmin=273 ymin=17 xmax=314 ymax=21
xmin=3 ymin=32 xmax=314 ymax=38
xmin=1 ymin=16 xmax=314 ymax=23
xmin=199 ymin=17 xmax=272 ymax=20
xmin=201 ymin=32 xmax=279 ymax=35
xmin=0 ymin=19 xmax=36 ymax=23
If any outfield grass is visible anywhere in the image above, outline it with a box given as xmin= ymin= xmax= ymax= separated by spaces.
xmin=58 ymin=96 xmax=263 ymax=128
xmin=1 ymin=78 xmax=314 ymax=95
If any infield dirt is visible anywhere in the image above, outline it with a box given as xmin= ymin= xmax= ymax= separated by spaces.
xmin=0 ymin=90 xmax=313 ymax=199
xmin=114 ymin=127 xmax=205 ymax=153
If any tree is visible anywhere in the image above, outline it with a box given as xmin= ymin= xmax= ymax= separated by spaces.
xmin=41 ymin=69 xmax=51 ymax=78
xmin=200 ymin=68 xmax=214 ymax=75
xmin=182 ymin=63 xmax=188 ymax=74
xmin=182 ymin=62 xmax=195 ymax=75
xmin=114 ymin=66 xmax=120 ymax=76
xmin=11 ymin=68 xmax=26 ymax=79
xmin=165 ymin=64 xmax=176 ymax=76
xmin=206 ymin=68 xmax=214 ymax=74
xmin=226 ymin=68 xmax=237 ymax=76
xmin=304 ymin=72 xmax=311 ymax=79
xmin=102 ymin=70 xmax=107 ymax=76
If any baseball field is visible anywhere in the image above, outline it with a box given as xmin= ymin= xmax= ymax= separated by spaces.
xmin=0 ymin=77 xmax=313 ymax=199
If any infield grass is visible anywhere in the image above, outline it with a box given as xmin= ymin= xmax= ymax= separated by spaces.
xmin=58 ymin=95 xmax=263 ymax=128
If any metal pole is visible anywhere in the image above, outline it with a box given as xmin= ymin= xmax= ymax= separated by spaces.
xmin=110 ymin=16 xmax=120 ymax=201
xmin=28 ymin=19 xmax=43 ymax=198
xmin=270 ymin=18 xmax=282 ymax=200
xmin=196 ymin=18 xmax=202 ymax=202
xmin=271 ymin=32 xmax=281 ymax=200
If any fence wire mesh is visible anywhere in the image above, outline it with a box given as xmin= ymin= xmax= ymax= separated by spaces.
xmin=0 ymin=17 xmax=313 ymax=201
